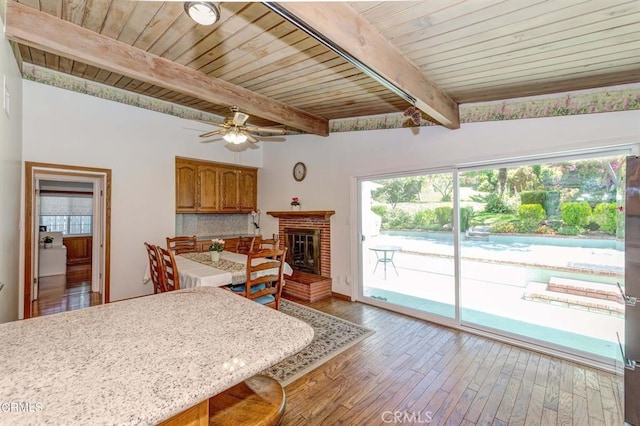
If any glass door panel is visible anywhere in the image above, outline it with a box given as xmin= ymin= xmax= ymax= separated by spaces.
xmin=360 ymin=173 xmax=455 ymax=319
xmin=459 ymin=155 xmax=625 ymax=361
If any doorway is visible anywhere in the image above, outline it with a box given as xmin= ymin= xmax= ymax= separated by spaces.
xmin=24 ymin=162 xmax=111 ymax=318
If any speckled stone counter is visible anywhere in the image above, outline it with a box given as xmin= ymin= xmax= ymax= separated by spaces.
xmin=0 ymin=288 xmax=314 ymax=425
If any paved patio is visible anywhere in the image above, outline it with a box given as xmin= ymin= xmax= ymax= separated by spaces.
xmin=362 ymin=234 xmax=625 ymax=361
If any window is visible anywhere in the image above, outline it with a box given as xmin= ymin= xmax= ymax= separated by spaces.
xmin=39 ymin=194 xmax=93 ymax=235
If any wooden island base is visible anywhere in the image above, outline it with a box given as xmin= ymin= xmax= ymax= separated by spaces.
xmin=159 ymin=375 xmax=285 ymax=426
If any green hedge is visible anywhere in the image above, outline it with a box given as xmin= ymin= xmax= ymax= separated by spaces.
xmin=521 ymin=191 xmax=547 ymax=211
xmin=592 ymin=202 xmax=617 ymax=235
xmin=560 ymin=202 xmax=592 ymax=227
xmin=518 ymin=204 xmax=546 ymax=222
xmin=460 ymin=206 xmax=474 ymax=232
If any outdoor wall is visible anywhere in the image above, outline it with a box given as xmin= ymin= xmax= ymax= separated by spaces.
xmin=0 ymin=13 xmax=24 ymax=323
xmin=259 ymin=110 xmax=640 ymax=297
xmin=21 ymin=80 xmax=263 ymax=303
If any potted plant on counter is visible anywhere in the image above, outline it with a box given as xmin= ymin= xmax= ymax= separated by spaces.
xmin=209 ymin=238 xmax=225 ymax=262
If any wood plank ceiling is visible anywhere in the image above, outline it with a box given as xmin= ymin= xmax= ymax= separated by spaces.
xmin=7 ymin=0 xmax=640 ymax=133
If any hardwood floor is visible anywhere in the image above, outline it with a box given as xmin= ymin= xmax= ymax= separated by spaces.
xmin=283 ymin=297 xmax=624 ymax=426
xmin=32 ymin=263 xmax=101 ymax=317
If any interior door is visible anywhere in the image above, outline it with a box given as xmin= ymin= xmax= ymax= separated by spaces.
xmin=625 ymin=155 xmax=640 ymax=425
xmin=33 ymin=181 xmax=41 ymax=301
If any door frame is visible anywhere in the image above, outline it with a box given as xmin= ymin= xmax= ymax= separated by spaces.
xmin=24 ymin=162 xmax=111 ymax=318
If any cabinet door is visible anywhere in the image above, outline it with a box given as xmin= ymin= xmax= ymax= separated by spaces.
xmin=198 ymin=165 xmax=219 ymax=212
xmin=238 ymin=169 xmax=257 ymax=212
xmin=219 ymin=168 xmax=240 ymax=211
xmin=176 ymin=161 xmax=198 ymax=212
xmin=63 ymin=236 xmax=93 ymax=265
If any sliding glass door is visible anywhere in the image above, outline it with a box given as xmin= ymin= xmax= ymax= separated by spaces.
xmin=360 ymin=172 xmax=456 ymax=320
xmin=458 ymin=155 xmax=625 ymax=361
xmin=359 ymin=151 xmax=627 ymax=364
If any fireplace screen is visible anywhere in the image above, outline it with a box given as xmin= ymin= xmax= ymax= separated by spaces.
xmin=284 ymin=228 xmax=320 ymax=275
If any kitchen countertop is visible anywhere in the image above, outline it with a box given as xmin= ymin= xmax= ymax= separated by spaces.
xmin=0 ymin=288 xmax=313 ymax=425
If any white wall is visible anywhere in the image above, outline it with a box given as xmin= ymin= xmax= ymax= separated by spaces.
xmin=22 ymin=81 xmax=263 ymax=302
xmin=0 ymin=23 xmax=24 ymax=322
xmin=259 ymin=111 xmax=640 ymax=297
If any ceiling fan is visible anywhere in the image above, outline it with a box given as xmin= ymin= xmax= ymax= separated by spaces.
xmin=198 ymin=106 xmax=286 ymax=146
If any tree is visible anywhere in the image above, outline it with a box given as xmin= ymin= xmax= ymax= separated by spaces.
xmin=424 ymin=174 xmax=453 ymax=201
xmin=372 ymin=177 xmax=424 ymax=208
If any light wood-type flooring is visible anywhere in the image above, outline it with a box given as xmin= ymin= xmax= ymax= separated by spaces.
xmin=283 ymin=297 xmax=624 ymax=426
xmin=32 ymin=263 xmax=101 ymax=317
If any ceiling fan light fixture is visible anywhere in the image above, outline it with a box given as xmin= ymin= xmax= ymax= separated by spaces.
xmin=184 ymin=2 xmax=220 ymax=26
xmin=223 ymin=128 xmax=248 ymax=144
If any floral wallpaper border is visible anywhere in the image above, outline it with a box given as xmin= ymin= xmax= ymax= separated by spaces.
xmin=22 ymin=64 xmax=640 ymax=134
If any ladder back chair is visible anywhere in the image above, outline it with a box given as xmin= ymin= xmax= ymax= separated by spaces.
xmin=237 ymin=236 xmax=255 ymax=254
xmin=257 ymin=235 xmax=279 ymax=250
xmin=156 ymin=246 xmax=180 ymax=292
xmin=144 ymin=243 xmax=165 ymax=294
xmin=166 ymin=235 xmax=197 ymax=254
xmin=229 ymin=247 xmax=287 ymax=310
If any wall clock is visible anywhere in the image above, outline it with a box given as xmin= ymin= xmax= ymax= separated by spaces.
xmin=293 ymin=162 xmax=307 ymax=182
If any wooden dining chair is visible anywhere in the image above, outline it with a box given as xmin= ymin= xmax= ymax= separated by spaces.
xmin=144 ymin=243 xmax=165 ymax=294
xmin=157 ymin=246 xmax=180 ymax=292
xmin=229 ymin=247 xmax=287 ymax=310
xmin=166 ymin=235 xmax=197 ymax=254
xmin=257 ymin=235 xmax=279 ymax=250
xmin=237 ymin=236 xmax=255 ymax=254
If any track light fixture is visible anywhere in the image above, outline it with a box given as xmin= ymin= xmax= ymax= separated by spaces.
xmin=184 ymin=2 xmax=221 ymax=26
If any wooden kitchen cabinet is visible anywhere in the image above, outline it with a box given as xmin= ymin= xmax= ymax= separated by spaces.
xmin=176 ymin=158 xmax=255 ymax=213
xmin=176 ymin=160 xmax=198 ymax=212
xmin=63 ymin=236 xmax=92 ymax=265
xmin=218 ymin=166 xmax=258 ymax=213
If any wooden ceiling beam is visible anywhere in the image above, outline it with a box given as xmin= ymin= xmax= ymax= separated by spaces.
xmin=5 ymin=1 xmax=328 ymax=136
xmin=271 ymin=2 xmax=460 ymax=130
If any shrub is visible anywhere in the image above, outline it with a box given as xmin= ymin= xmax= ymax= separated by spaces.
xmin=592 ymin=202 xmax=617 ymax=235
xmin=413 ymin=210 xmax=435 ymax=229
xmin=460 ymin=206 xmax=474 ymax=232
xmin=490 ymin=222 xmax=517 ymax=233
xmin=484 ymin=193 xmax=512 ymax=214
xmin=560 ymin=202 xmax=592 ymax=227
xmin=558 ymin=225 xmax=581 ymax=236
xmin=535 ymin=225 xmax=555 ymax=234
xmin=521 ymin=191 xmax=547 ymax=211
xmin=387 ymin=209 xmax=413 ymax=229
xmin=518 ymin=204 xmax=546 ymax=222
xmin=434 ymin=206 xmax=453 ymax=227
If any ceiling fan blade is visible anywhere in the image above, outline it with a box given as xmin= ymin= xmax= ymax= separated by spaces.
xmin=245 ymin=126 xmax=286 ymax=135
xmin=232 ymin=111 xmax=250 ymax=126
xmin=199 ymin=129 xmax=226 ymax=138
xmin=257 ymin=136 xmax=286 ymax=142
xmin=245 ymin=132 xmax=259 ymax=143
xmin=200 ymin=137 xmax=223 ymax=144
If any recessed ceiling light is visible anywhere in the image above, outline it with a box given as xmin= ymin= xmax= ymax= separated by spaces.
xmin=184 ymin=2 xmax=220 ymax=26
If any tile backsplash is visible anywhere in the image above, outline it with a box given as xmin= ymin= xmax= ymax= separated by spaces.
xmin=176 ymin=214 xmax=257 ymax=237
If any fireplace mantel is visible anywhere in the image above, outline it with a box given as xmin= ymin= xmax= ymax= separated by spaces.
xmin=267 ymin=210 xmax=335 ymax=220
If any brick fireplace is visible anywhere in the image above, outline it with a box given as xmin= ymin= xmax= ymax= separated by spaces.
xmin=267 ymin=210 xmax=335 ymax=302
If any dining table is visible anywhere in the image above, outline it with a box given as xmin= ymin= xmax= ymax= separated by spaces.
xmin=174 ymin=250 xmax=294 ymax=288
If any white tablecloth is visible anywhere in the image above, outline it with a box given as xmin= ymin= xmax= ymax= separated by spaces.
xmin=145 ymin=251 xmax=293 ymax=289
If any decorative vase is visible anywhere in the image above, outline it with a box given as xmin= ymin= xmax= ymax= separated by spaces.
xmin=210 ymin=251 xmax=220 ymax=262
xmin=291 ymin=205 xmax=301 ymax=211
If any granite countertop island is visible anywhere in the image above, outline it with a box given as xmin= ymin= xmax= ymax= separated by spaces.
xmin=0 ymin=288 xmax=314 ymax=425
